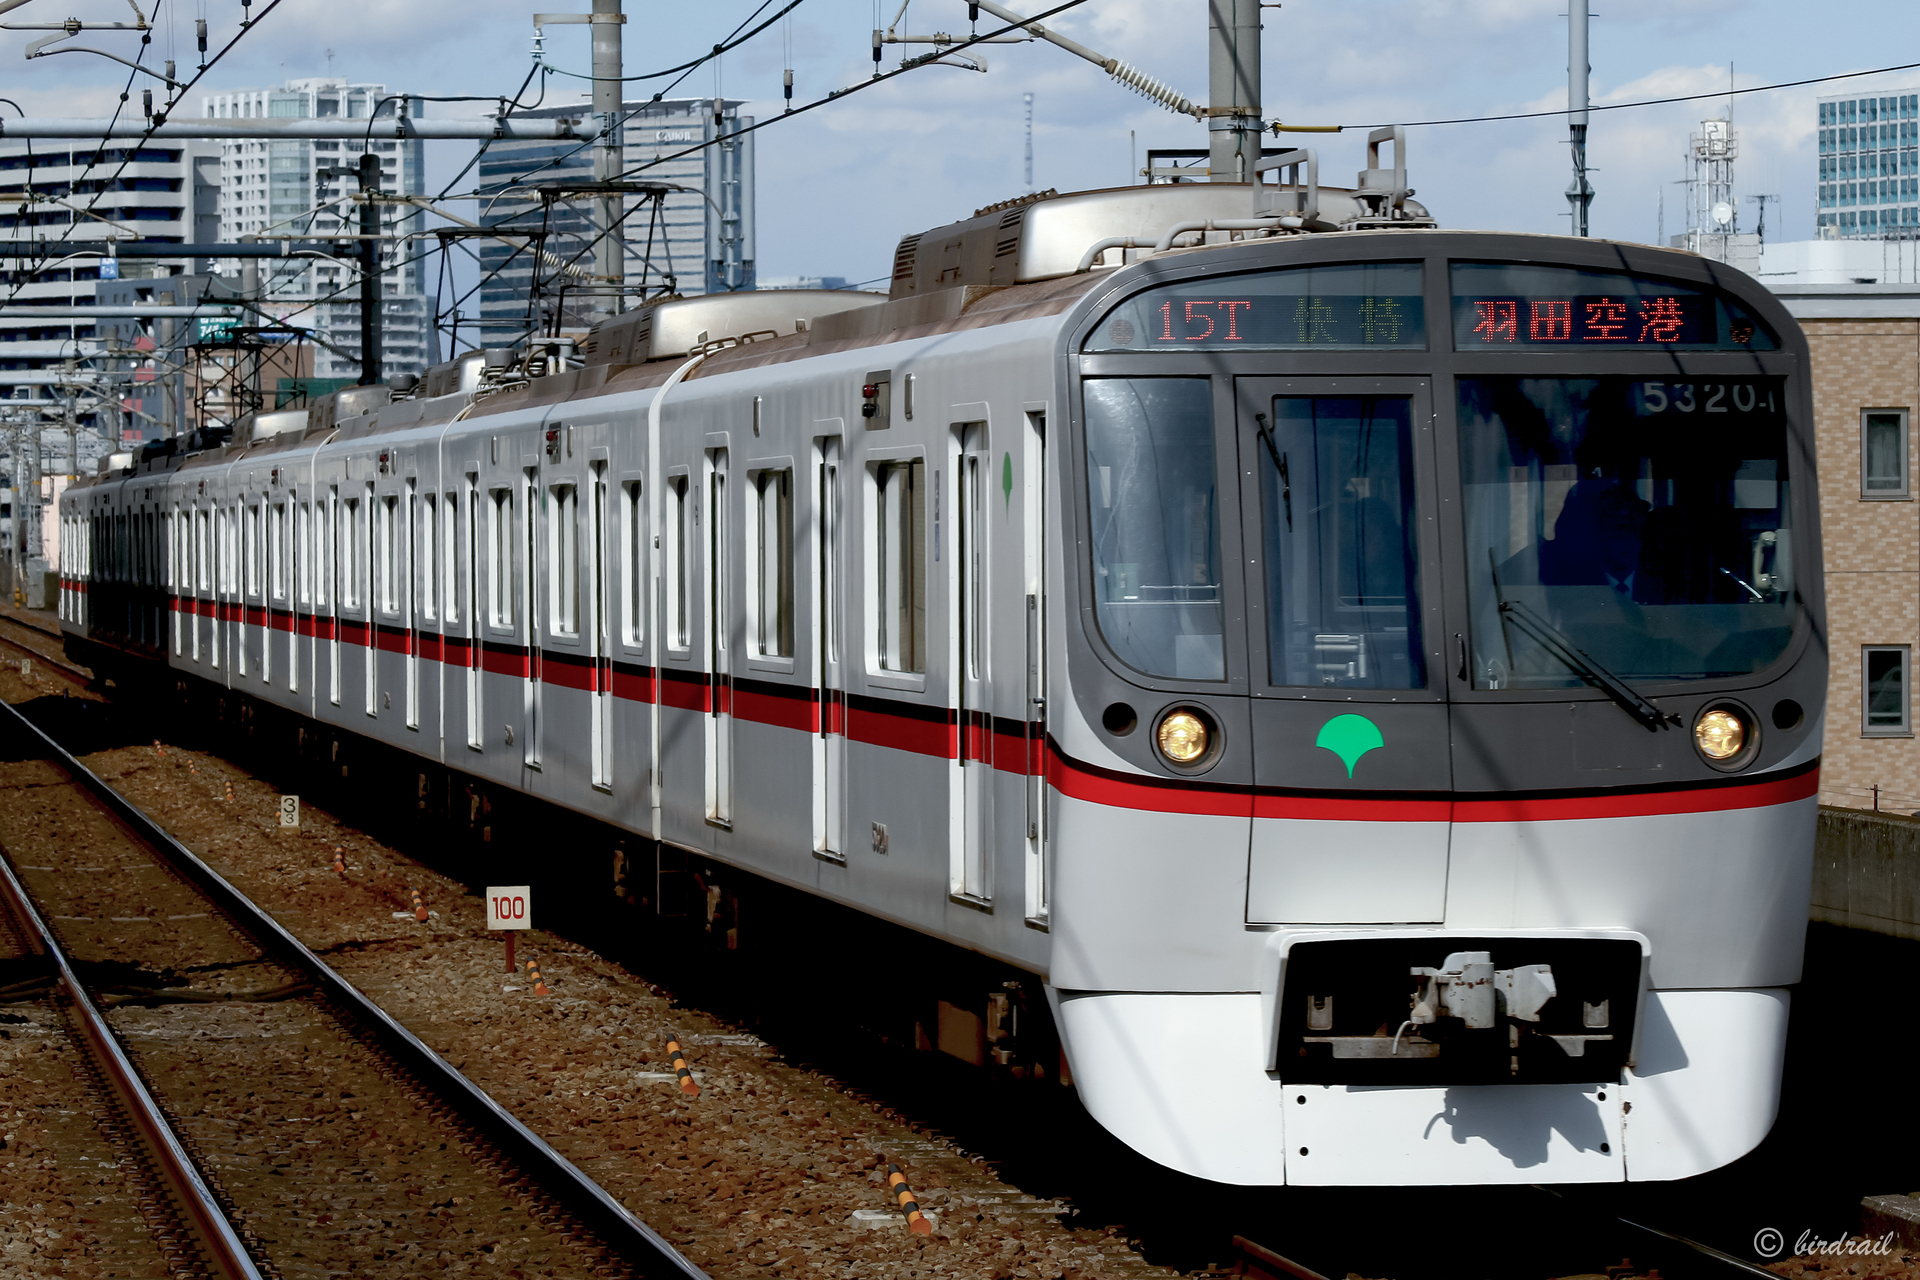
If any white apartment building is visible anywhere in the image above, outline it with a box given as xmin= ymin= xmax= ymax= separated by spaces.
xmin=200 ymin=78 xmax=434 ymax=379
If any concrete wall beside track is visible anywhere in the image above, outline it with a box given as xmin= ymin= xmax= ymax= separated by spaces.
xmin=1814 ymin=805 xmax=1920 ymax=940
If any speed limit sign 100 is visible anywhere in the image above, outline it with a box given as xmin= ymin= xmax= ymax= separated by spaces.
xmin=486 ymin=887 xmax=531 ymax=930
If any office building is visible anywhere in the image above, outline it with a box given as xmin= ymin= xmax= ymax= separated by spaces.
xmin=473 ymin=98 xmax=754 ymax=340
xmin=200 ymin=78 xmax=435 ymax=379
xmin=1816 ymin=89 xmax=1918 ymax=239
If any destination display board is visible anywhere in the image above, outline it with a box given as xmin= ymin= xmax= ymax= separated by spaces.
xmin=1450 ymin=262 xmax=1778 ymax=352
xmin=1085 ymin=261 xmax=1427 ymax=352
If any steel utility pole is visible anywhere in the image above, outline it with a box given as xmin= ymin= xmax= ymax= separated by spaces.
xmin=324 ymin=154 xmax=384 ymax=385
xmin=1566 ymin=0 xmax=1593 ymax=236
xmin=592 ymin=0 xmax=625 ymax=321
xmin=1207 ymin=0 xmax=1260 ymax=183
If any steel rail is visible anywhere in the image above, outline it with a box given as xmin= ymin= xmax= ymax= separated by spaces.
xmin=0 ymin=697 xmax=711 ymax=1279
xmin=0 ymin=829 xmax=263 ymax=1279
xmin=0 ymin=621 xmax=94 ymax=688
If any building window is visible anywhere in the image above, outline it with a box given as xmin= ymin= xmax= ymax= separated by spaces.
xmin=1865 ymin=646 xmax=1912 ymax=736
xmin=1863 ymin=409 xmax=1909 ymax=498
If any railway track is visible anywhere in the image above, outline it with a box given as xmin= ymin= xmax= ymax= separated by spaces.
xmin=0 ymin=696 xmax=707 ymax=1279
xmin=0 ymin=610 xmax=91 ymax=689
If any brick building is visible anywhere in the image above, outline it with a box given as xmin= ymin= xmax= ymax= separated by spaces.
xmin=1775 ymin=283 xmax=1920 ymax=811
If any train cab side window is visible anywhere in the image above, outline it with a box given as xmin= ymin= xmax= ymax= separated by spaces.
xmin=668 ymin=476 xmax=691 ymax=650
xmin=550 ymin=484 xmax=580 ymax=637
xmin=1865 ymin=646 xmax=1912 ymax=736
xmin=489 ymin=487 xmax=514 ymax=628
xmin=875 ymin=458 xmax=927 ymax=674
xmin=622 ymin=480 xmax=644 ymax=647
xmin=1863 ymin=410 xmax=1909 ymax=499
xmin=1083 ymin=378 xmax=1225 ymax=680
xmin=755 ymin=469 xmax=794 ymax=658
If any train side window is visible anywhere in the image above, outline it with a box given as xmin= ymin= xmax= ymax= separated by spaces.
xmin=1863 ymin=409 xmax=1909 ymax=499
xmin=379 ymin=494 xmax=400 ymax=613
xmin=446 ymin=487 xmax=464 ymax=626
xmin=1865 ymin=645 xmax=1912 ymax=736
xmin=421 ymin=493 xmax=437 ymax=622
xmin=622 ymin=480 xmax=644 ymax=648
xmin=297 ymin=503 xmax=311 ymax=605
xmin=489 ymin=487 xmax=514 ymax=627
xmin=317 ymin=491 xmax=333 ymax=609
xmin=550 ymin=483 xmax=580 ymax=637
xmin=667 ymin=476 xmax=691 ymax=650
xmin=753 ymin=469 xmax=794 ymax=658
xmin=270 ymin=501 xmax=286 ymax=602
xmin=341 ymin=495 xmax=361 ymax=609
xmin=874 ymin=458 xmax=927 ymax=674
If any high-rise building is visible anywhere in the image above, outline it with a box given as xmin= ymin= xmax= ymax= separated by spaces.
xmin=200 ymin=78 xmax=435 ymax=379
xmin=473 ymin=99 xmax=755 ymax=340
xmin=0 ymin=137 xmax=219 ymax=445
xmin=1815 ymin=89 xmax=1918 ymax=239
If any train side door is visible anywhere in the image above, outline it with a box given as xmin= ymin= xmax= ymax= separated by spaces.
xmin=1022 ymin=411 xmax=1048 ymax=925
xmin=1233 ymin=378 xmax=1453 ymax=924
xmin=954 ymin=421 xmax=992 ymax=904
xmin=705 ymin=447 xmax=733 ymax=827
xmin=814 ymin=436 xmax=846 ymax=857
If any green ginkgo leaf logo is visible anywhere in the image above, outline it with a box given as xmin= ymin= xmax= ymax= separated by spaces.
xmin=1315 ymin=713 xmax=1384 ymax=779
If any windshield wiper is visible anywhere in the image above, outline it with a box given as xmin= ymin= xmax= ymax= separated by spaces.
xmin=1253 ymin=411 xmax=1290 ymax=530
xmin=1496 ymin=599 xmax=1680 ymax=732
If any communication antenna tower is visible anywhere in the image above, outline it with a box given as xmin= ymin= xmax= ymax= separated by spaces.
xmin=1683 ymin=116 xmax=1739 ymax=240
xmin=1024 ymin=92 xmax=1033 ymax=190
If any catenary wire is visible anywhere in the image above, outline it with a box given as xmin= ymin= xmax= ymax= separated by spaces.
xmin=1341 ymin=59 xmax=1920 ymax=130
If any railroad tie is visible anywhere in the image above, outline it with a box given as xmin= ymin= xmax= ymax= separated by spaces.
xmin=884 ymin=1162 xmax=934 ymax=1235
xmin=410 ymin=887 xmax=428 ymax=923
xmin=665 ymin=1037 xmax=699 ymax=1096
xmin=525 ymin=958 xmax=551 ymax=997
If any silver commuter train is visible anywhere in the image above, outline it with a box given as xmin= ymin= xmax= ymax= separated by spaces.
xmin=59 ymin=174 xmax=1825 ymax=1187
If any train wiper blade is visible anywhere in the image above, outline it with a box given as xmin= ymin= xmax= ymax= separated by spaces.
xmin=1497 ymin=599 xmax=1679 ymax=732
xmin=1252 ymin=412 xmax=1290 ymax=530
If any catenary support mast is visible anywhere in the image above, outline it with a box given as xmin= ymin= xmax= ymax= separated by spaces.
xmin=1207 ymin=0 xmax=1261 ymax=184
xmin=1567 ymin=0 xmax=1593 ymax=235
xmin=592 ymin=0 xmax=625 ymax=321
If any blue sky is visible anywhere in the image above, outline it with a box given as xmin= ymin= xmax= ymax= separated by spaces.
xmin=5 ymin=0 xmax=1916 ymax=290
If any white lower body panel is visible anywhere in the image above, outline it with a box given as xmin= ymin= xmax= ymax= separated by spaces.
xmin=1053 ymin=987 xmax=1788 ymax=1185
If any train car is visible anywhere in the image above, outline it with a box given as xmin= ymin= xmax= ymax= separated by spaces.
xmin=60 ymin=152 xmax=1824 ymax=1187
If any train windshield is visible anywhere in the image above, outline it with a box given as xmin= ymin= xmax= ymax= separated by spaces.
xmin=1458 ymin=376 xmax=1798 ymax=689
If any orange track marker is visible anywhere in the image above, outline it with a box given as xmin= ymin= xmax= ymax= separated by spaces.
xmin=666 ymin=1038 xmax=699 ymax=1096
xmin=525 ymin=959 xmax=551 ymax=996
xmin=410 ymin=888 xmax=428 ymax=922
xmin=885 ymin=1162 xmax=934 ymax=1234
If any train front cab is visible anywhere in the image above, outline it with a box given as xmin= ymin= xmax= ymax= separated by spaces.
xmin=1044 ymin=231 xmax=1824 ymax=1185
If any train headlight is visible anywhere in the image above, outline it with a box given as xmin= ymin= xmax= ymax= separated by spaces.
xmin=1156 ymin=709 xmax=1210 ymax=766
xmin=1694 ymin=708 xmax=1748 ymax=761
